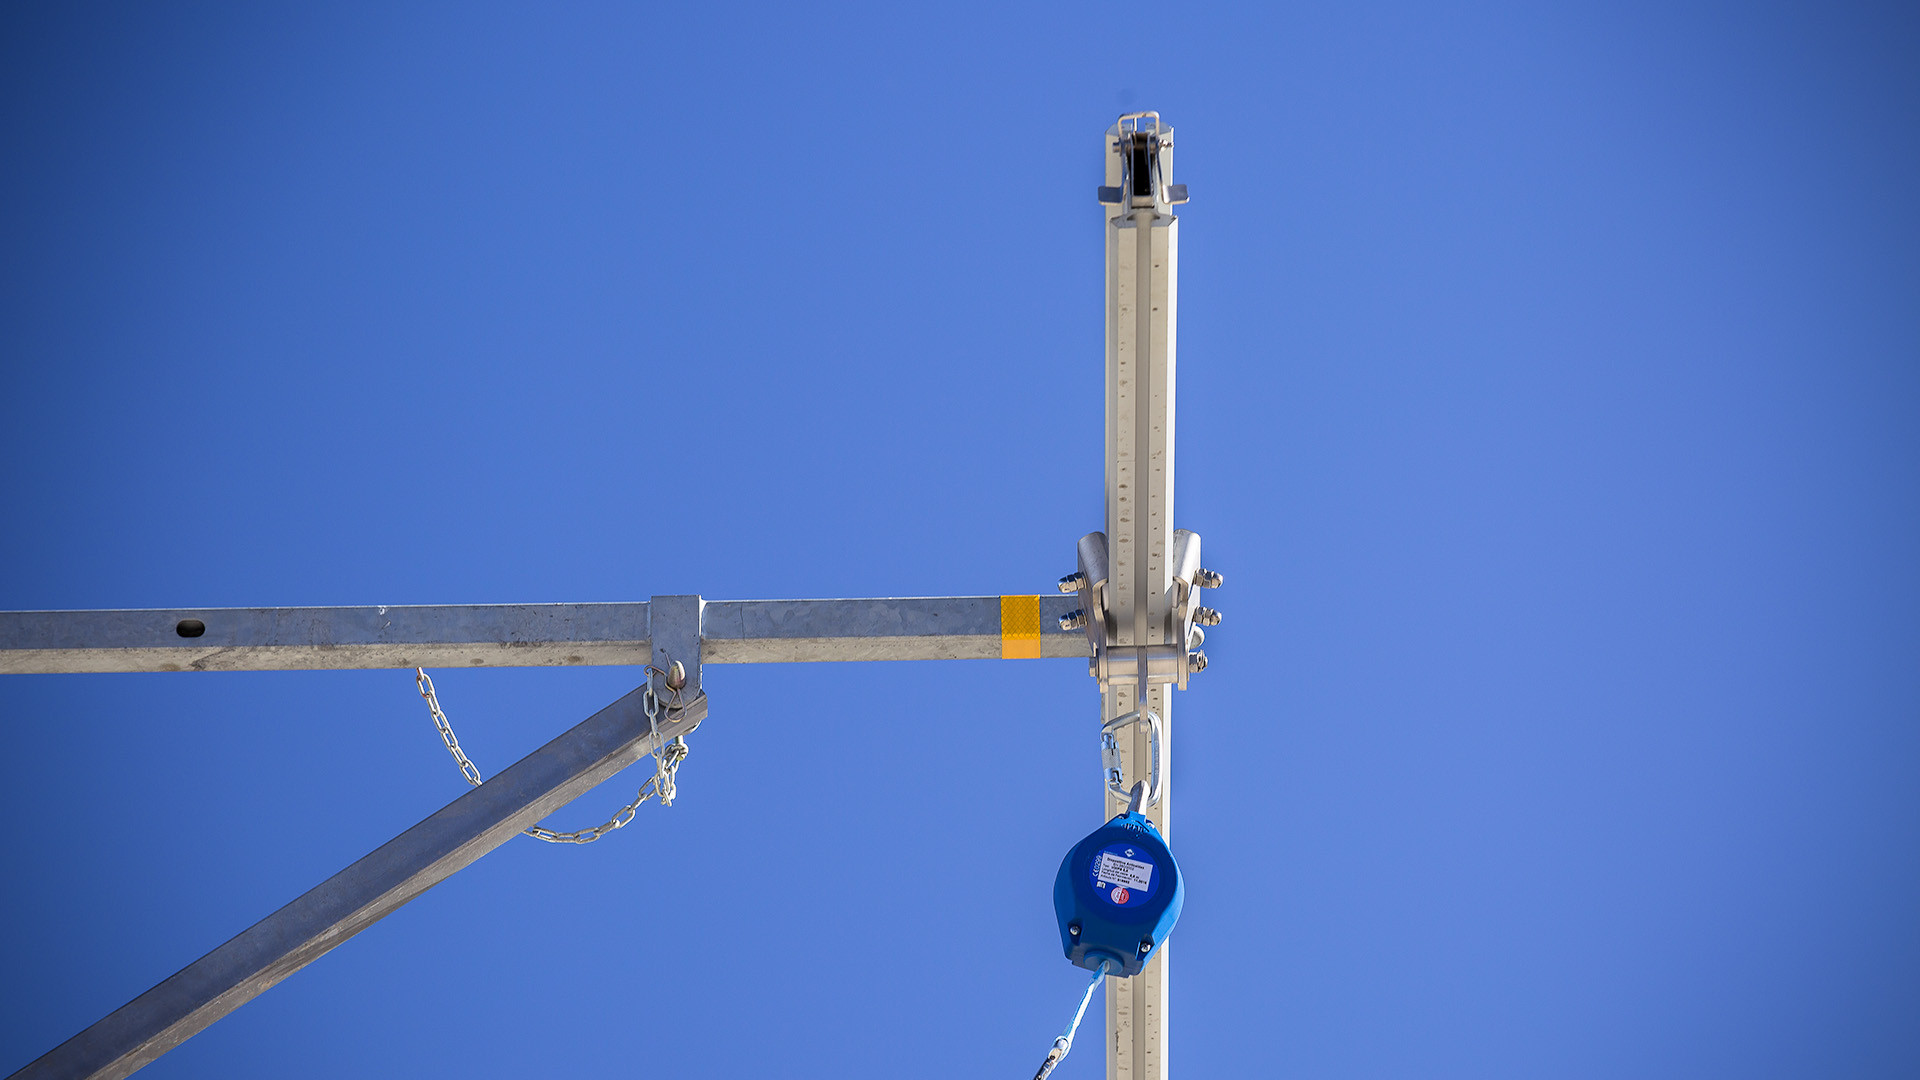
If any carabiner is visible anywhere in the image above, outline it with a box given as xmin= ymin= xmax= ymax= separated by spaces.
xmin=1099 ymin=708 xmax=1163 ymax=809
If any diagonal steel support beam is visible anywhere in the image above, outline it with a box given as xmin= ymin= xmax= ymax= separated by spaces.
xmin=6 ymin=685 xmax=706 ymax=1080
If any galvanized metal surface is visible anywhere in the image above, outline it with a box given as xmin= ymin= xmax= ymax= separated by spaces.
xmin=703 ymin=596 xmax=1088 ymax=663
xmin=0 ymin=596 xmax=1089 ymax=675
xmin=7 ymin=685 xmax=706 ymax=1080
xmin=649 ymin=594 xmax=706 ymax=698
xmin=0 ymin=603 xmax=652 ymax=674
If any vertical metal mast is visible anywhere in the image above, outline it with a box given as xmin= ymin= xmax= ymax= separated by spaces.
xmin=1064 ymin=114 xmax=1213 ymax=1077
xmin=1101 ymin=112 xmax=1187 ymax=1080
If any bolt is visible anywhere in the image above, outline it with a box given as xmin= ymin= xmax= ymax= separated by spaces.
xmin=1187 ymin=650 xmax=1208 ymax=674
xmin=1059 ymin=609 xmax=1088 ymax=631
xmin=1194 ymin=606 xmax=1221 ymax=626
xmin=1058 ymin=572 xmax=1087 ymax=594
xmin=1139 ymin=939 xmax=1153 ymax=953
xmin=1069 ymin=924 xmax=1081 ymax=937
xmin=1187 ymin=626 xmax=1205 ymax=650
xmin=1194 ymin=568 xmax=1224 ymax=589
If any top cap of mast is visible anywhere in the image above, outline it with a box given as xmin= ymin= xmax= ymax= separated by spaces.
xmin=1101 ymin=112 xmax=1188 ymax=210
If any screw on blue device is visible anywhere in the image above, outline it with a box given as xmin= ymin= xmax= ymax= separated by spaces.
xmin=1053 ymin=709 xmax=1184 ymax=978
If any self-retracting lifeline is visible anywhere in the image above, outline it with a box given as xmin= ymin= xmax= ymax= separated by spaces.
xmin=1032 ymin=961 xmax=1110 ymax=1080
xmin=1031 ymin=708 xmax=1186 ymax=1078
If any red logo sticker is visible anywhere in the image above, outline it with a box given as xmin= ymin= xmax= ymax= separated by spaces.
xmin=1111 ymin=886 xmax=1130 ymax=904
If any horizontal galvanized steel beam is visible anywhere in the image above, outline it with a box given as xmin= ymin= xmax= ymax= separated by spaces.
xmin=0 ymin=596 xmax=1090 ymax=675
xmin=7 ymin=685 xmax=706 ymax=1080
xmin=0 ymin=603 xmax=652 ymax=674
xmin=703 ymin=596 xmax=1087 ymax=663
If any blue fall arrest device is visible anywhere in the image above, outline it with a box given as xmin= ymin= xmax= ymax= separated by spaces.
xmin=1053 ymin=809 xmax=1184 ymax=977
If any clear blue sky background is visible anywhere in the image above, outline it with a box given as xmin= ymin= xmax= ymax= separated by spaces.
xmin=2 ymin=3 xmax=1916 ymax=1077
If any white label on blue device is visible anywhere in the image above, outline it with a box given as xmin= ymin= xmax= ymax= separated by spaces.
xmin=1095 ymin=851 xmax=1155 ymax=892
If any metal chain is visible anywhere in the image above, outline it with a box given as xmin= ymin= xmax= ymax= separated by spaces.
xmin=415 ymin=668 xmax=685 ymax=844
xmin=639 ymin=660 xmax=690 ymax=808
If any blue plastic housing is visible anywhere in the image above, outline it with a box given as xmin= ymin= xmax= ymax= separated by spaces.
xmin=1053 ymin=811 xmax=1184 ymax=976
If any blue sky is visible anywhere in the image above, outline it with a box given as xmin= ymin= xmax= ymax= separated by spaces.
xmin=2 ymin=3 xmax=1916 ymax=1077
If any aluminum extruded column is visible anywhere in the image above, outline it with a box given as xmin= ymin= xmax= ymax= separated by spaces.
xmin=1102 ymin=114 xmax=1179 ymax=1080
xmin=7 ymin=685 xmax=705 ymax=1080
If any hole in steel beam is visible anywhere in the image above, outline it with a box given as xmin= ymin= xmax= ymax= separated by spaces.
xmin=176 ymin=619 xmax=206 ymax=638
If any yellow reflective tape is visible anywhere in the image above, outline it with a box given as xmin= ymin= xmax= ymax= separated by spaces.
xmin=1000 ymin=595 xmax=1042 ymax=659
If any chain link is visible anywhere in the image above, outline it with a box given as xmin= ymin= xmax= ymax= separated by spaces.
xmin=415 ymin=668 xmax=685 ymax=844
